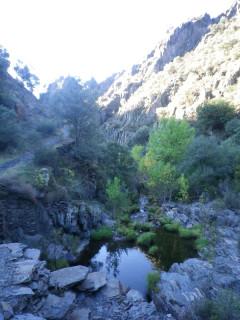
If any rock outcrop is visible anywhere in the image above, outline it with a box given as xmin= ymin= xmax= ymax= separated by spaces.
xmin=0 ymin=242 xmax=162 ymax=320
xmin=153 ymin=202 xmax=240 ymax=319
xmin=98 ymin=1 xmax=240 ymax=144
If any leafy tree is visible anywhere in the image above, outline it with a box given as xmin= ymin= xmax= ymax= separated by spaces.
xmin=0 ymin=105 xmax=20 ymax=151
xmin=147 ymin=118 xmax=195 ymax=165
xmin=42 ymin=77 xmax=102 ymax=162
xmin=0 ymin=47 xmax=10 ymax=73
xmin=177 ymin=174 xmax=189 ymax=202
xmin=138 ymin=118 xmax=194 ymax=201
xmin=101 ymin=143 xmax=138 ymax=193
xmin=106 ymin=177 xmax=130 ymax=216
xmin=14 ymin=62 xmax=39 ymax=92
xmin=196 ymin=100 xmax=236 ymax=135
xmin=182 ymin=136 xmax=240 ymax=197
xmin=128 ymin=125 xmax=150 ymax=146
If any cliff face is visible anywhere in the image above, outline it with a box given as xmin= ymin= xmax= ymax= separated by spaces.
xmin=98 ymin=1 xmax=240 ymax=144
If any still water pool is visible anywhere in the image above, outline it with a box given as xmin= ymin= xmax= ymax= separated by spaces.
xmin=79 ymin=229 xmax=197 ymax=297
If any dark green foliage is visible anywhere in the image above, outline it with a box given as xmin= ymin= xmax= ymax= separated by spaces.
xmin=182 ymin=136 xmax=240 ymax=196
xmin=129 ymin=125 xmax=150 ymax=146
xmin=148 ymin=245 xmax=159 ymax=256
xmin=0 ymin=105 xmax=21 ymax=151
xmin=178 ymin=226 xmax=201 ymax=239
xmin=147 ymin=272 xmax=160 ymax=293
xmin=164 ymin=223 xmax=180 ymax=233
xmin=137 ymin=232 xmax=156 ymax=247
xmin=101 ymin=143 xmax=138 ymax=194
xmin=196 ymin=100 xmax=236 ymax=134
xmin=91 ymin=226 xmax=113 ymax=241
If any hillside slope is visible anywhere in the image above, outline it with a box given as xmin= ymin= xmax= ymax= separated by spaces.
xmin=98 ymin=1 xmax=240 ymax=143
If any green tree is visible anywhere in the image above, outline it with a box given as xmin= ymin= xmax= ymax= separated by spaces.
xmin=196 ymin=100 xmax=236 ymax=135
xmin=0 ymin=47 xmax=10 ymax=73
xmin=14 ymin=62 xmax=39 ymax=92
xmin=0 ymin=105 xmax=20 ymax=151
xmin=106 ymin=177 xmax=130 ymax=216
xmin=177 ymin=174 xmax=189 ymax=202
xmin=140 ymin=118 xmax=194 ymax=201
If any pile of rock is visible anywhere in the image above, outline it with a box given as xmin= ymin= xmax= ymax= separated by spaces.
xmin=0 ymin=243 xmax=162 ymax=320
xmin=153 ymin=202 xmax=240 ymax=319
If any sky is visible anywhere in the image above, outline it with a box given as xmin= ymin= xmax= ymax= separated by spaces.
xmin=0 ymin=0 xmax=235 ymax=88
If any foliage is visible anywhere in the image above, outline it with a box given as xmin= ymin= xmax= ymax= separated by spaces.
xmin=148 ymin=245 xmax=159 ymax=256
xmin=132 ymin=222 xmax=153 ymax=232
xmin=147 ymin=272 xmax=160 ymax=293
xmin=178 ymin=226 xmax=201 ymax=239
xmin=14 ymin=62 xmax=39 ymax=92
xmin=0 ymin=47 xmax=10 ymax=72
xmin=0 ymin=105 xmax=21 ymax=151
xmin=102 ymin=143 xmax=138 ymax=194
xmin=137 ymin=118 xmax=194 ymax=201
xmin=129 ymin=125 xmax=150 ymax=146
xmin=177 ymin=174 xmax=189 ymax=202
xmin=106 ymin=177 xmax=130 ymax=216
xmin=164 ymin=223 xmax=180 ymax=233
xmin=194 ymin=237 xmax=209 ymax=251
xmin=196 ymin=100 xmax=236 ymax=134
xmin=137 ymin=232 xmax=156 ymax=248
xmin=182 ymin=136 xmax=240 ymax=197
xmin=91 ymin=226 xmax=113 ymax=241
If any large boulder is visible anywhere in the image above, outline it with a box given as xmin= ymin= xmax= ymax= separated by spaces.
xmin=39 ymin=292 xmax=76 ymax=319
xmin=49 ymin=266 xmax=89 ymax=289
xmin=79 ymin=272 xmax=107 ymax=292
xmin=153 ymin=259 xmax=212 ymax=319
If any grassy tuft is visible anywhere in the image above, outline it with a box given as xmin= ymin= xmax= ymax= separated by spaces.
xmin=91 ymin=226 xmax=113 ymax=241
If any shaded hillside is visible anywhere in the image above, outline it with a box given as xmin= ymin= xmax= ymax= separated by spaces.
xmin=98 ymin=1 xmax=240 ymax=144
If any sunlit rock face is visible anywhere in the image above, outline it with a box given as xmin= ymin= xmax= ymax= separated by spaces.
xmin=98 ymin=2 xmax=240 ymax=144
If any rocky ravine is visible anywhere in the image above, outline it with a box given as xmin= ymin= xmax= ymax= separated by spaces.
xmin=153 ymin=202 xmax=240 ymax=319
xmin=0 ymin=243 xmax=164 ymax=320
xmin=98 ymin=1 xmax=240 ymax=144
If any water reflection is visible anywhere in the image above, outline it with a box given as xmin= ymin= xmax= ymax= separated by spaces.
xmin=78 ymin=229 xmax=197 ymax=296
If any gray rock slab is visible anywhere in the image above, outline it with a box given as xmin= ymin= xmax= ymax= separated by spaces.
xmin=49 ymin=265 xmax=89 ymax=289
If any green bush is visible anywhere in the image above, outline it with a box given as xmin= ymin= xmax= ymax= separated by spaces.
xmin=133 ymin=222 xmax=153 ymax=232
xmin=147 ymin=272 xmax=160 ymax=293
xmin=119 ymin=214 xmax=131 ymax=225
xmin=137 ymin=232 xmax=156 ymax=247
xmin=178 ymin=226 xmax=201 ymax=239
xmin=148 ymin=245 xmax=159 ymax=256
xmin=91 ymin=226 xmax=113 ymax=241
xmin=164 ymin=223 xmax=180 ymax=233
xmin=196 ymin=100 xmax=236 ymax=134
xmin=195 ymin=237 xmax=209 ymax=251
xmin=117 ymin=225 xmax=137 ymax=241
